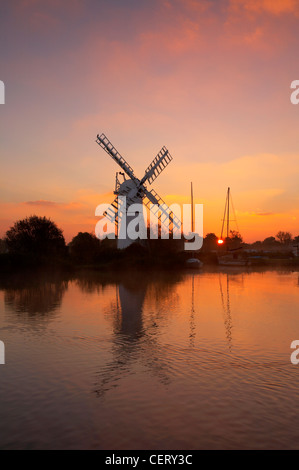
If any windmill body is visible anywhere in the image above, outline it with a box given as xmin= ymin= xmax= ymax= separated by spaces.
xmin=116 ymin=178 xmax=146 ymax=250
xmin=96 ymin=133 xmax=181 ymax=249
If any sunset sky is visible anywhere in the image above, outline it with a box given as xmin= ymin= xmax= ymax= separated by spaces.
xmin=1 ymin=0 xmax=299 ymax=242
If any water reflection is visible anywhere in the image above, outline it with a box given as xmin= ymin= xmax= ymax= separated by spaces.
xmin=189 ymin=275 xmax=196 ymax=347
xmin=219 ymin=273 xmax=233 ymax=351
xmin=1 ymin=268 xmax=299 ymax=449
xmin=0 ymin=271 xmax=68 ymax=318
xmin=93 ymin=272 xmax=183 ymax=397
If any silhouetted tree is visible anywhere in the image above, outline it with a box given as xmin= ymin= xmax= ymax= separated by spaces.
xmin=0 ymin=239 xmax=7 ymax=254
xmin=229 ymin=230 xmax=243 ymax=243
xmin=69 ymin=232 xmax=101 ymax=264
xmin=203 ymin=233 xmax=218 ymax=251
xmin=251 ymin=241 xmax=262 ymax=248
xmin=276 ymin=231 xmax=292 ymax=245
xmin=263 ymin=236 xmax=276 ymax=245
xmin=5 ymin=216 xmax=66 ymax=259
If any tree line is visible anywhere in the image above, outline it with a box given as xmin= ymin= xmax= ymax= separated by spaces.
xmin=0 ymin=215 xmax=184 ymax=268
xmin=203 ymin=230 xmax=298 ymax=251
xmin=0 ymin=216 xmax=298 ymax=268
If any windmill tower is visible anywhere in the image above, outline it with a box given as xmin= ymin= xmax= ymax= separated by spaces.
xmin=96 ymin=133 xmax=181 ymax=249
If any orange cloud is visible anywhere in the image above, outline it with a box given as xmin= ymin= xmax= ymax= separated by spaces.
xmin=229 ymin=0 xmax=299 ymax=16
xmin=255 ymin=212 xmax=275 ymax=216
xmin=0 ymin=190 xmax=114 ymax=243
xmin=25 ymin=200 xmax=60 ymax=207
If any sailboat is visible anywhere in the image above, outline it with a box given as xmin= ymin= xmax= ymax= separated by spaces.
xmin=185 ymin=182 xmax=203 ymax=269
xmin=217 ymin=187 xmax=249 ymax=267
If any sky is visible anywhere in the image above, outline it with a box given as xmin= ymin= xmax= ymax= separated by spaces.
xmin=1 ymin=0 xmax=299 ymax=242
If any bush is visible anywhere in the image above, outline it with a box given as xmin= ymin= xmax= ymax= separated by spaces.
xmin=5 ymin=216 xmax=66 ymax=261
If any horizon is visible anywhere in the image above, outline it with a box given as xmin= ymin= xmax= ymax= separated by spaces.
xmin=0 ymin=210 xmax=297 ymax=246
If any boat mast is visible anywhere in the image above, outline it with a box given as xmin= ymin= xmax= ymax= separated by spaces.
xmin=227 ymin=187 xmax=230 ymax=239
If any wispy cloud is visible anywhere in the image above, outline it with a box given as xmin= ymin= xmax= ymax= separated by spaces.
xmin=255 ymin=212 xmax=275 ymax=216
xmin=25 ymin=200 xmax=60 ymax=207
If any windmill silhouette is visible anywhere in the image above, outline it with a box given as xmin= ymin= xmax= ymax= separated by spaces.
xmin=96 ymin=133 xmax=181 ymax=249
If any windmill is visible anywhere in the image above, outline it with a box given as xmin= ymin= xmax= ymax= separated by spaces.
xmin=96 ymin=133 xmax=181 ymax=249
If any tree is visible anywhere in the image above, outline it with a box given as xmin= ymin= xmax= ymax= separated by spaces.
xmin=5 ymin=216 xmax=66 ymax=258
xmin=263 ymin=236 xmax=276 ymax=245
xmin=276 ymin=231 xmax=292 ymax=245
xmin=229 ymin=230 xmax=243 ymax=243
xmin=0 ymin=239 xmax=7 ymax=254
xmin=69 ymin=232 xmax=100 ymax=264
xmin=203 ymin=233 xmax=218 ymax=251
xmin=205 ymin=233 xmax=218 ymax=242
xmin=251 ymin=241 xmax=262 ymax=248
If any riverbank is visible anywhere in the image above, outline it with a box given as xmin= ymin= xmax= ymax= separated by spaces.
xmin=1 ymin=249 xmax=299 ymax=273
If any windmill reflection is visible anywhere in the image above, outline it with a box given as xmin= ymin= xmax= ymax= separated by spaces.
xmin=117 ymin=284 xmax=145 ymax=339
xmin=93 ymin=273 xmax=181 ymax=397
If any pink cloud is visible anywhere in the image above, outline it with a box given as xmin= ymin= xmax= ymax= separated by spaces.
xmin=229 ymin=0 xmax=299 ymax=16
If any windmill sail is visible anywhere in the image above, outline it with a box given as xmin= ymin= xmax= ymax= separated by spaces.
xmin=96 ymin=134 xmax=137 ymax=182
xmin=144 ymin=188 xmax=181 ymax=230
xmin=141 ymin=147 xmax=173 ymax=185
xmin=103 ymin=196 xmax=126 ymax=226
xmin=96 ymin=133 xmax=182 ymax=248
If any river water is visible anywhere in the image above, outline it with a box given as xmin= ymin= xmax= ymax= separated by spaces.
xmin=0 ymin=268 xmax=299 ymax=449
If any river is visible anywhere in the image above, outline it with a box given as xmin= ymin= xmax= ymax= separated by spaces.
xmin=0 ymin=268 xmax=298 ymax=449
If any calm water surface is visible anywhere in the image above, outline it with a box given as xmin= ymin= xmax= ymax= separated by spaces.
xmin=0 ymin=268 xmax=299 ymax=450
